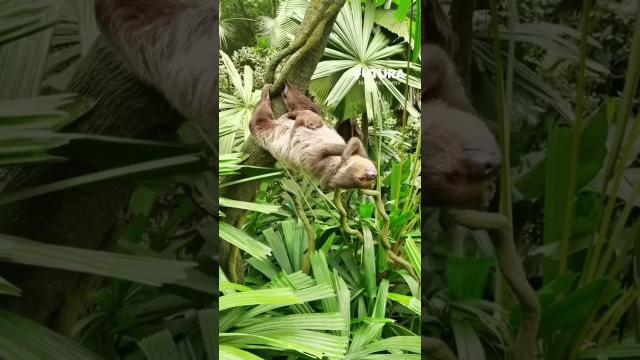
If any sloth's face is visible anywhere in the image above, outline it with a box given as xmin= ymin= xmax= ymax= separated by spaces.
xmin=332 ymin=155 xmax=377 ymax=189
xmin=423 ymin=102 xmax=501 ymax=209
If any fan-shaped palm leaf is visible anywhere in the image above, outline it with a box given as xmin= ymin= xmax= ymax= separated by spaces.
xmin=257 ymin=0 xmax=307 ymax=49
xmin=310 ymin=0 xmax=420 ymax=122
xmin=219 ymin=50 xmax=260 ymax=154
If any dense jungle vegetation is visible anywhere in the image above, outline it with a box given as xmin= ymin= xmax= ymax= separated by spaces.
xmin=219 ymin=0 xmax=422 ymax=358
xmin=424 ymin=0 xmax=640 ymax=359
xmin=0 ymin=0 xmax=217 ymax=359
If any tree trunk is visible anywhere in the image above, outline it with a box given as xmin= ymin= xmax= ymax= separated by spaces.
xmin=0 ymin=37 xmax=183 ymax=327
xmin=219 ymin=0 xmax=346 ymax=282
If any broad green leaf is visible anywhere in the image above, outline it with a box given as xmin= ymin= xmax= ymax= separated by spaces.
xmin=0 ymin=154 xmax=207 ymax=205
xmin=0 ymin=234 xmax=195 ymax=286
xmin=388 ymin=293 xmax=420 ymax=315
xmin=578 ymin=339 xmax=640 ymax=358
xmin=523 ymin=279 xmax=609 ymax=338
xmin=199 ymin=309 xmax=217 ymax=360
xmin=235 ymin=313 xmax=345 ymax=333
xmin=138 ymin=330 xmax=181 ymax=360
xmin=0 ymin=309 xmax=104 ymax=360
xmin=311 ymin=251 xmax=339 ymax=313
xmin=0 ymin=94 xmax=92 ymax=131
xmin=220 ymin=330 xmax=347 ymax=359
xmin=0 ymin=275 xmax=20 ymax=296
xmin=262 ymin=227 xmax=292 ymax=273
xmin=404 ymin=237 xmax=420 ymax=280
xmin=0 ymin=0 xmax=61 ymax=45
xmin=219 ymin=222 xmax=272 ymax=260
xmin=346 ymin=336 xmax=420 ymax=358
xmin=219 ymin=345 xmax=264 ymax=360
xmin=447 ymin=257 xmax=494 ymax=300
xmin=542 ymin=126 xmax=573 ymax=281
xmin=219 ymin=197 xmax=283 ymax=214
xmin=452 ymin=320 xmax=486 ymax=360
xmin=334 ymin=271 xmax=352 ymax=338
xmin=219 ymin=288 xmax=301 ymax=311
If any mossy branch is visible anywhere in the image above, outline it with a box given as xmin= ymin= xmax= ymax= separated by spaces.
xmin=264 ymin=0 xmax=345 ymax=94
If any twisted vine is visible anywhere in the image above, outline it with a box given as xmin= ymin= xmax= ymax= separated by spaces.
xmin=447 ymin=209 xmax=540 ymax=360
xmin=334 ymin=189 xmax=417 ymax=279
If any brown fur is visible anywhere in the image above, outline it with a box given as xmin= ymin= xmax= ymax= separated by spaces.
xmin=282 ymin=81 xmax=322 ymax=114
xmin=94 ymin=0 xmax=216 ymax=132
xmin=282 ymin=82 xmax=325 ymax=142
xmin=250 ymin=84 xmax=377 ymax=189
xmin=422 ymin=44 xmax=501 ymax=209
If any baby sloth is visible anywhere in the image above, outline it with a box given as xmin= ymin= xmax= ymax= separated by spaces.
xmin=282 ymin=82 xmax=325 ymax=141
xmin=250 ymin=84 xmax=377 ymax=189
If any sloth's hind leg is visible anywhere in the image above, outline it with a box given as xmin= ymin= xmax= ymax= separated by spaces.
xmin=261 ymin=84 xmax=272 ymax=101
xmin=250 ymin=84 xmax=274 ymax=133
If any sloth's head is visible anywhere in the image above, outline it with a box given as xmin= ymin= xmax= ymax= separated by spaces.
xmin=423 ymin=101 xmax=501 ymax=209
xmin=330 ymin=137 xmax=377 ymax=189
xmin=282 ymin=81 xmax=322 ymax=114
xmin=332 ymin=155 xmax=378 ymax=189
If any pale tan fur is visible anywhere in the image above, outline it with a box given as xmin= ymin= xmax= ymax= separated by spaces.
xmin=422 ymin=44 xmax=501 ymax=209
xmin=251 ymin=85 xmax=377 ymax=189
xmin=95 ymin=0 xmax=216 ymax=127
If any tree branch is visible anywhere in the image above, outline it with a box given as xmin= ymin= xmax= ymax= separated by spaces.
xmin=447 ymin=209 xmax=540 ymax=360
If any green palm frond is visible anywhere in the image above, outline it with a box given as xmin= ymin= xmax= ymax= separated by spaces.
xmin=310 ymin=0 xmax=420 ymax=122
xmin=219 ymin=50 xmax=261 ymax=154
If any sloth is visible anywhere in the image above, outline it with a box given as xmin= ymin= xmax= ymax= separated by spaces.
xmin=250 ymin=84 xmax=377 ymax=189
xmin=282 ymin=81 xmax=325 ymax=138
xmin=422 ymin=43 xmax=502 ymax=209
xmin=95 ymin=0 xmax=216 ymax=135
xmin=94 ymin=0 xmax=499 ymax=205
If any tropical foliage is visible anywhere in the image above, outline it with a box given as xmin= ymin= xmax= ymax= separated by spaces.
xmin=0 ymin=0 xmax=216 ymax=359
xmin=219 ymin=0 xmax=422 ymax=358
xmin=424 ymin=0 xmax=640 ymax=358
